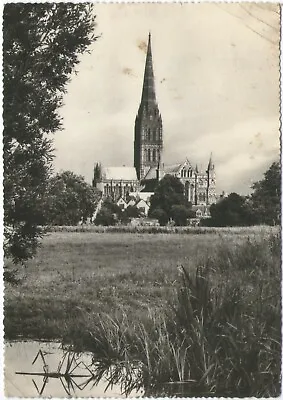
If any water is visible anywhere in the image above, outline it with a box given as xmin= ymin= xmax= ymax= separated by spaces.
xmin=5 ymin=341 xmax=143 ymax=397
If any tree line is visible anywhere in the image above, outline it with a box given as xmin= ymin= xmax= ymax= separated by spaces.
xmin=148 ymin=161 xmax=280 ymax=227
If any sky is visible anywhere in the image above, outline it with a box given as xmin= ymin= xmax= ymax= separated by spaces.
xmin=53 ymin=3 xmax=280 ymax=195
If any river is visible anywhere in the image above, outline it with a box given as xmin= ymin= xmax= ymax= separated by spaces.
xmin=5 ymin=340 xmax=143 ymax=397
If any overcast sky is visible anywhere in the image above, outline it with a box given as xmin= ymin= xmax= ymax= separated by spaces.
xmin=53 ymin=3 xmax=280 ymax=195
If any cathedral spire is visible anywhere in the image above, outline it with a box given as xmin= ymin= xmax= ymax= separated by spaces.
xmin=207 ymin=152 xmax=214 ymax=171
xmin=134 ymin=32 xmax=163 ymax=181
xmin=140 ymin=32 xmax=156 ymax=107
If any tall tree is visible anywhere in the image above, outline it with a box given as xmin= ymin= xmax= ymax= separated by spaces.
xmin=3 ymin=4 xmax=97 ymax=263
xmin=149 ymin=175 xmax=191 ymax=224
xmin=250 ymin=161 xmax=280 ymax=225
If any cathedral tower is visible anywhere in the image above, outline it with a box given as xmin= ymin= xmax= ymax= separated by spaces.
xmin=134 ymin=33 xmax=163 ymax=180
xmin=206 ymin=153 xmax=217 ymax=204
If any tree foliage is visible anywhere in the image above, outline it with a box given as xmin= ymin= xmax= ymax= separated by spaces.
xmin=171 ymin=205 xmax=191 ymax=226
xmin=149 ymin=175 xmax=191 ymax=225
xmin=3 ymin=3 xmax=97 ymax=263
xmin=148 ymin=208 xmax=168 ymax=226
xmin=208 ymin=193 xmax=256 ymax=227
xmin=250 ymin=161 xmax=280 ymax=225
xmin=44 ymin=171 xmax=100 ymax=226
xmin=95 ymin=198 xmax=121 ymax=226
xmin=205 ymin=161 xmax=280 ymax=227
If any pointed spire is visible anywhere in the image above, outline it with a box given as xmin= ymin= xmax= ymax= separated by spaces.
xmin=207 ymin=152 xmax=214 ymax=171
xmin=195 ymin=164 xmax=199 ymax=174
xmin=140 ymin=32 xmax=156 ymax=106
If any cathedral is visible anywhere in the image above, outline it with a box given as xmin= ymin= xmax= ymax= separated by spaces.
xmin=93 ymin=33 xmax=217 ymax=213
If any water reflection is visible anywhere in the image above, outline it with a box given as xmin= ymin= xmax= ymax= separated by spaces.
xmin=16 ymin=349 xmax=96 ymax=396
xmin=5 ymin=341 xmax=143 ymax=397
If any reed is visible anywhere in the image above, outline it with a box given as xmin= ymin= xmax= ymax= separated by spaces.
xmin=76 ymin=232 xmax=281 ymax=397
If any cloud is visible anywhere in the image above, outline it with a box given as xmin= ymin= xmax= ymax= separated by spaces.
xmin=53 ymin=3 xmax=280 ymax=194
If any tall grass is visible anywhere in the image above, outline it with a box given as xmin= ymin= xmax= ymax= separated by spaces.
xmin=70 ymin=232 xmax=281 ymax=397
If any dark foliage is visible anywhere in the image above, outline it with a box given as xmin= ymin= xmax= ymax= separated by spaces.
xmin=43 ymin=171 xmax=101 ymax=225
xmin=250 ymin=161 xmax=280 ymax=225
xmin=208 ymin=192 xmax=257 ymax=227
xmin=204 ymin=161 xmax=280 ymax=227
xmin=150 ymin=208 xmax=169 ymax=226
xmin=171 ymin=204 xmax=191 ymax=226
xmin=3 ymin=3 xmax=97 ymax=263
xmin=149 ymin=175 xmax=192 ymax=225
xmin=95 ymin=198 xmax=122 ymax=226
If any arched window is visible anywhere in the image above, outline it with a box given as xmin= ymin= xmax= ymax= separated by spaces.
xmin=147 ymin=148 xmax=151 ymax=162
xmin=147 ymin=129 xmax=150 ymax=141
xmin=152 ymin=130 xmax=156 ymax=142
xmin=199 ymin=193 xmax=206 ymax=202
xmin=152 ymin=149 xmax=156 ymax=162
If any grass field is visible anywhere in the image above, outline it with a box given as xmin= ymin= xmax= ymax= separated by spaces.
xmin=4 ymin=226 xmax=281 ymax=396
xmin=4 ymin=226 xmax=278 ymax=340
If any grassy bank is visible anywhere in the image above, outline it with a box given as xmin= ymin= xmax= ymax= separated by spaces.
xmin=4 ymin=228 xmax=281 ymax=396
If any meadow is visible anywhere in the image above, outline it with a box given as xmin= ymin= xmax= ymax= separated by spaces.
xmin=4 ymin=226 xmax=275 ymax=340
xmin=4 ymin=226 xmax=281 ymax=396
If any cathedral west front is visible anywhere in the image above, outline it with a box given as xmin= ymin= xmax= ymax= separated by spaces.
xmin=93 ymin=33 xmax=217 ymax=211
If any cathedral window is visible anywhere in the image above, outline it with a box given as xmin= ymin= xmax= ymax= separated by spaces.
xmin=152 ymin=149 xmax=156 ymax=162
xmin=147 ymin=148 xmax=151 ymax=162
xmin=147 ymin=128 xmax=150 ymax=141
xmin=153 ymin=130 xmax=156 ymax=142
xmin=199 ymin=193 xmax=206 ymax=202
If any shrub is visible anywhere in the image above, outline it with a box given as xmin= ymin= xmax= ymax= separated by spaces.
xmin=171 ymin=204 xmax=189 ymax=226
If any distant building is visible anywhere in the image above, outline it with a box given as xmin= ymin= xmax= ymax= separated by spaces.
xmin=93 ymin=33 xmax=217 ymax=210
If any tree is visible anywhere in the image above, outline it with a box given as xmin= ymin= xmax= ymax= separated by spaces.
xmin=171 ymin=205 xmax=190 ymax=226
xmin=149 ymin=175 xmax=191 ymax=224
xmin=95 ymin=207 xmax=116 ymax=227
xmin=150 ymin=208 xmax=169 ymax=226
xmin=95 ymin=198 xmax=121 ymax=226
xmin=208 ymin=192 xmax=256 ymax=227
xmin=3 ymin=4 xmax=97 ymax=263
xmin=44 ymin=171 xmax=100 ymax=225
xmin=250 ymin=161 xmax=280 ymax=225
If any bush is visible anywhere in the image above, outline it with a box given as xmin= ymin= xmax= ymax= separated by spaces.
xmin=171 ymin=204 xmax=189 ymax=226
xmin=149 ymin=208 xmax=169 ymax=226
xmin=94 ymin=207 xmax=116 ymax=226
